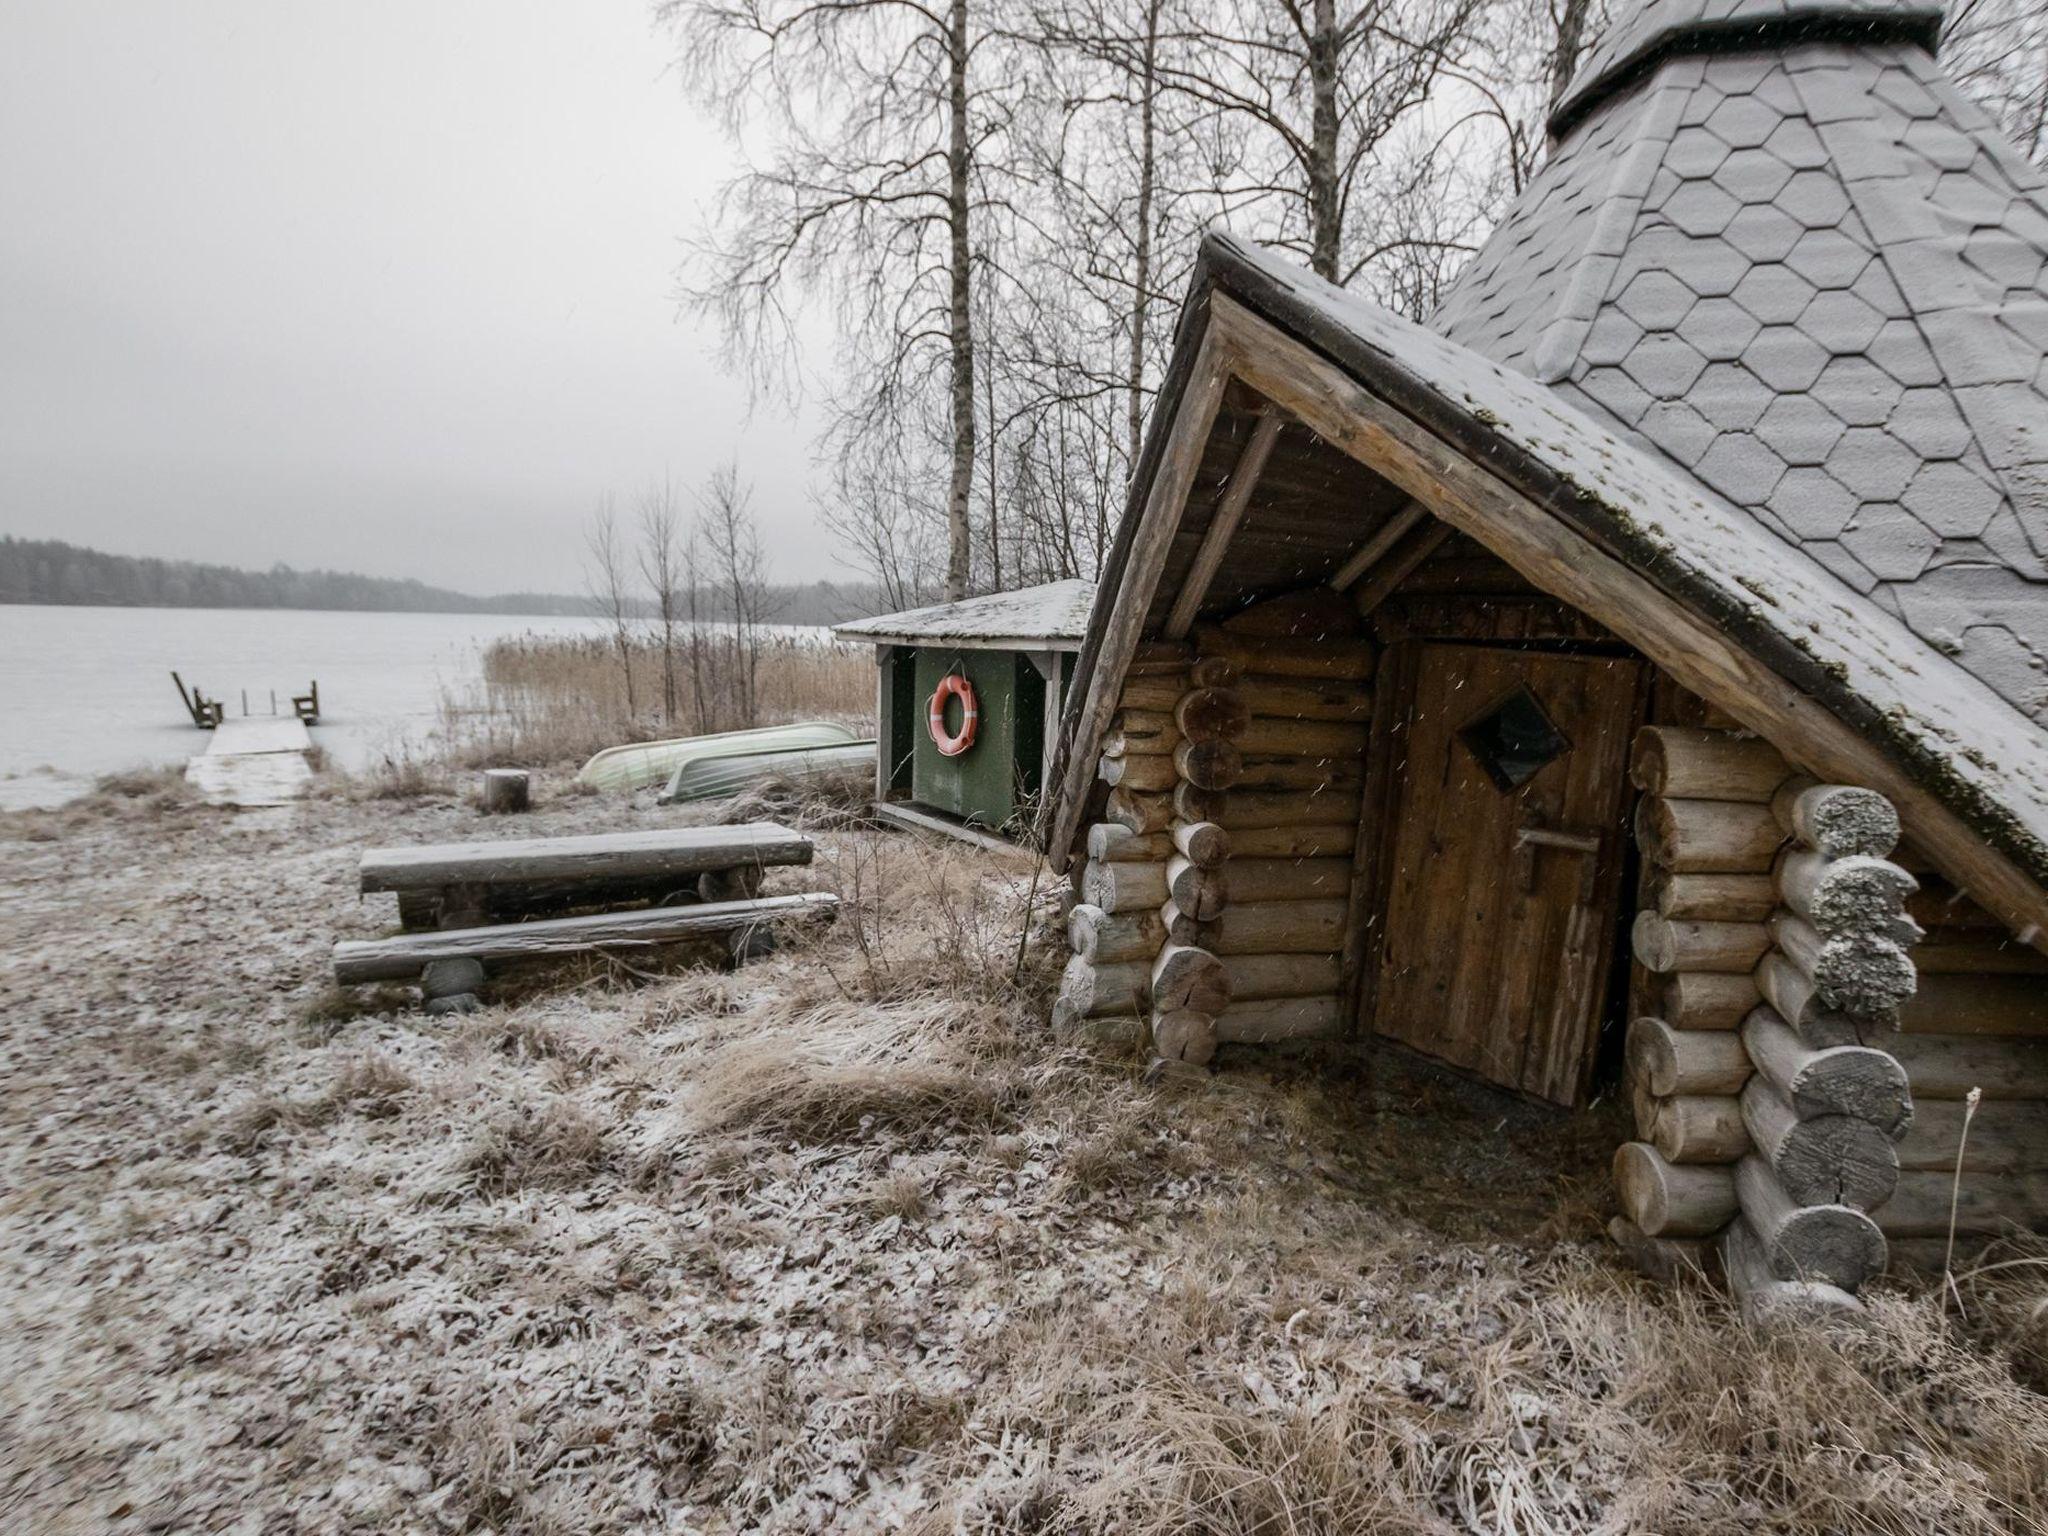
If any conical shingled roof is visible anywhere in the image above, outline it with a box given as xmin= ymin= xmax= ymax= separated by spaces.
xmin=1434 ymin=0 xmax=2048 ymax=722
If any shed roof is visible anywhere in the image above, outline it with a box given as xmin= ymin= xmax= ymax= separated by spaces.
xmin=833 ymin=578 xmax=1095 ymax=649
xmin=1435 ymin=0 xmax=2048 ymax=726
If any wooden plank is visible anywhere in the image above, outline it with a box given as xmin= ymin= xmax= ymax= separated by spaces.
xmin=873 ymin=801 xmax=1030 ymax=857
xmin=333 ymin=892 xmax=839 ymax=983
xmin=1164 ymin=410 xmax=1284 ymax=640
xmin=185 ymin=749 xmax=313 ymax=807
xmin=1371 ymin=644 xmax=1641 ymax=1106
xmin=359 ymin=823 xmax=814 ymax=893
xmin=1351 ymin=522 xmax=1453 ymax=620
xmin=203 ymin=717 xmax=313 ymax=756
xmin=1048 ymin=331 xmax=1230 ymax=867
xmin=1327 ymin=500 xmax=1427 ymax=591
xmin=1205 ymin=292 xmax=2048 ymax=951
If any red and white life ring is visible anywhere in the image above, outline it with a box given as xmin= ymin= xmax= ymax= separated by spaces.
xmin=927 ymin=674 xmax=979 ymax=757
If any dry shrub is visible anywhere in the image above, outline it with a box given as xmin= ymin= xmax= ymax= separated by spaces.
xmin=812 ymin=830 xmax=1061 ymax=1010
xmin=94 ymin=764 xmax=193 ymax=800
xmin=437 ymin=630 xmax=874 ymax=769
xmin=336 ymin=749 xmax=451 ymax=801
xmin=461 ymin=1098 xmax=613 ymax=1196
xmin=686 ymin=996 xmax=1018 ymax=1145
xmin=721 ymin=766 xmax=877 ymax=831
xmin=323 ymin=1052 xmax=415 ymax=1119
xmin=1044 ymin=1253 xmax=2048 ymax=1536
xmin=1945 ymin=1234 xmax=2048 ymax=1386
xmin=868 ymin=1168 xmax=930 ymax=1220
xmin=214 ymin=1090 xmax=334 ymax=1153
xmin=13 ymin=764 xmax=205 ymax=834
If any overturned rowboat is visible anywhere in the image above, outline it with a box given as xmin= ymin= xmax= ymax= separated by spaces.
xmin=658 ymin=740 xmax=877 ymax=804
xmin=575 ymin=721 xmax=862 ymax=794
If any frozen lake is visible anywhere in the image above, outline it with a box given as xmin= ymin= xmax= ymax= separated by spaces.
xmin=0 ymin=605 xmax=615 ymax=808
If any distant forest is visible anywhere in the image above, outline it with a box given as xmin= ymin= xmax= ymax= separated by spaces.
xmin=0 ymin=536 xmax=871 ymax=626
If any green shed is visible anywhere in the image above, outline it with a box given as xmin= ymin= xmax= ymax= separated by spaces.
xmin=834 ymin=579 xmax=1093 ymax=849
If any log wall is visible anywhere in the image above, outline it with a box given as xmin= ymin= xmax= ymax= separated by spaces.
xmin=1053 ymin=596 xmax=1374 ymax=1062
xmin=1617 ymin=719 xmax=2048 ymax=1307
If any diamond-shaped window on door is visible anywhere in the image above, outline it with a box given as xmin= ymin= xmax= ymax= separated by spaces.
xmin=1458 ymin=686 xmax=1572 ymax=792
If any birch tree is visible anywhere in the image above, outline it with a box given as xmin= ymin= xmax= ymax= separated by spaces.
xmin=667 ymin=0 xmax=1021 ymax=602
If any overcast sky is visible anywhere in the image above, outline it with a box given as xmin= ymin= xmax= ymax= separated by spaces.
xmin=0 ymin=0 xmax=835 ymax=594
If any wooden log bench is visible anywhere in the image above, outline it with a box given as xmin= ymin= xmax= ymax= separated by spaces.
xmin=359 ymin=823 xmax=815 ymax=930
xmin=333 ymin=892 xmax=839 ymax=986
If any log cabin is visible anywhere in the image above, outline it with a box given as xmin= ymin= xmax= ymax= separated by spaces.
xmin=1043 ymin=0 xmax=2048 ymax=1312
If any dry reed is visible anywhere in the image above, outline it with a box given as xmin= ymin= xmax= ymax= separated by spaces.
xmin=437 ymin=630 xmax=874 ymax=769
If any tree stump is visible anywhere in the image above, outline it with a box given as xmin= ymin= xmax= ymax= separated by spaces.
xmin=481 ymin=769 xmax=531 ymax=814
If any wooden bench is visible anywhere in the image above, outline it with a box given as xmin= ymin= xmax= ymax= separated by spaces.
xmin=333 ymin=892 xmax=838 ymax=985
xmin=359 ymin=822 xmax=814 ymax=930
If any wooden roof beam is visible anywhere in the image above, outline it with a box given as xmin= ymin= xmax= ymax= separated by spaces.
xmin=1046 ymin=329 xmax=1231 ymax=866
xmin=1350 ymin=520 xmax=1452 ymax=620
xmin=1162 ymin=409 xmax=1283 ymax=640
xmin=1327 ymin=499 xmax=1427 ymax=590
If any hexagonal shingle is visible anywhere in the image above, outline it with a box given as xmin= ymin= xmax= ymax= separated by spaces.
xmin=1784 ymin=227 xmax=1869 ymax=290
xmin=1715 ymin=147 xmax=1795 ymax=204
xmin=1961 ymin=226 xmax=2047 ymax=293
xmin=1573 ymin=365 xmax=1656 ymax=427
xmin=1745 ymin=325 xmax=1831 ymax=391
xmin=1811 ymin=355 xmax=1902 ymax=427
xmin=1900 ymin=459 xmax=2004 ymax=537
xmin=1778 ymin=169 xmax=1852 ymax=231
xmin=1934 ymin=166 xmax=2013 ymax=228
xmin=1865 ymin=319 xmax=1944 ymax=387
xmin=1676 ymin=296 xmax=1762 ymax=361
xmin=1803 ymin=538 xmax=1883 ymax=594
xmin=1621 ymin=331 xmax=1711 ymax=397
xmin=1841 ymin=502 xmax=1940 ymax=581
xmin=1764 ymin=117 xmax=1829 ymax=170
xmin=1799 ymin=289 xmax=1886 ymax=354
xmin=1671 ymin=237 xmax=1752 ymax=298
xmin=1902 ymin=114 xmax=1978 ymax=173
xmin=1618 ymin=270 xmax=1697 ymax=330
xmin=1725 ymin=204 xmax=1804 ymax=262
xmin=1695 ymin=431 xmax=1788 ymax=507
xmin=1889 ymin=387 xmax=1972 ymax=459
xmin=1690 ymin=361 xmax=1776 ymax=430
xmin=1833 ymin=426 xmax=1920 ymax=501
xmin=1662 ymin=180 xmax=1742 ymax=237
xmin=1666 ymin=127 xmax=1732 ymax=181
xmin=1731 ymin=263 xmax=1817 ymax=324
xmin=1639 ymin=399 xmax=1719 ymax=468
xmin=1754 ymin=394 xmax=1847 ymax=466
xmin=1707 ymin=94 xmax=1779 ymax=149
xmin=1580 ymin=309 xmax=1645 ymax=367
xmin=1768 ymin=466 xmax=1860 ymax=538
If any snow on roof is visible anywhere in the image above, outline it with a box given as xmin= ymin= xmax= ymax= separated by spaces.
xmin=834 ymin=578 xmax=1095 ymax=648
xmin=1436 ymin=0 xmax=2048 ymax=727
xmin=1550 ymin=0 xmax=1942 ymax=135
xmin=1201 ymin=230 xmax=2048 ymax=883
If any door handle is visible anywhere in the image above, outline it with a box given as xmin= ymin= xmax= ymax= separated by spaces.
xmin=1515 ymin=811 xmax=1604 ymax=901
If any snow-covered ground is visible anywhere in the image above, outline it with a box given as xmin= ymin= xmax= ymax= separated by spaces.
xmin=2 ymin=770 xmax=2044 ymax=1533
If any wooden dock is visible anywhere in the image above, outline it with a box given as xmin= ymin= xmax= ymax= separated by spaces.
xmin=185 ymin=717 xmax=315 ymax=807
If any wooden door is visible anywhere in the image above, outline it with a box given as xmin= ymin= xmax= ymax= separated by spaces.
xmin=1371 ymin=644 xmax=1644 ymax=1106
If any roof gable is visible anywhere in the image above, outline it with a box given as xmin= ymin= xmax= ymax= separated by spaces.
xmin=1437 ymin=0 xmax=2048 ymax=726
xmin=1053 ymin=231 xmax=2048 ymax=933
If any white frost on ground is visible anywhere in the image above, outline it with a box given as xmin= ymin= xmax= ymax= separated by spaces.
xmin=2 ymin=772 xmax=2044 ymax=1534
